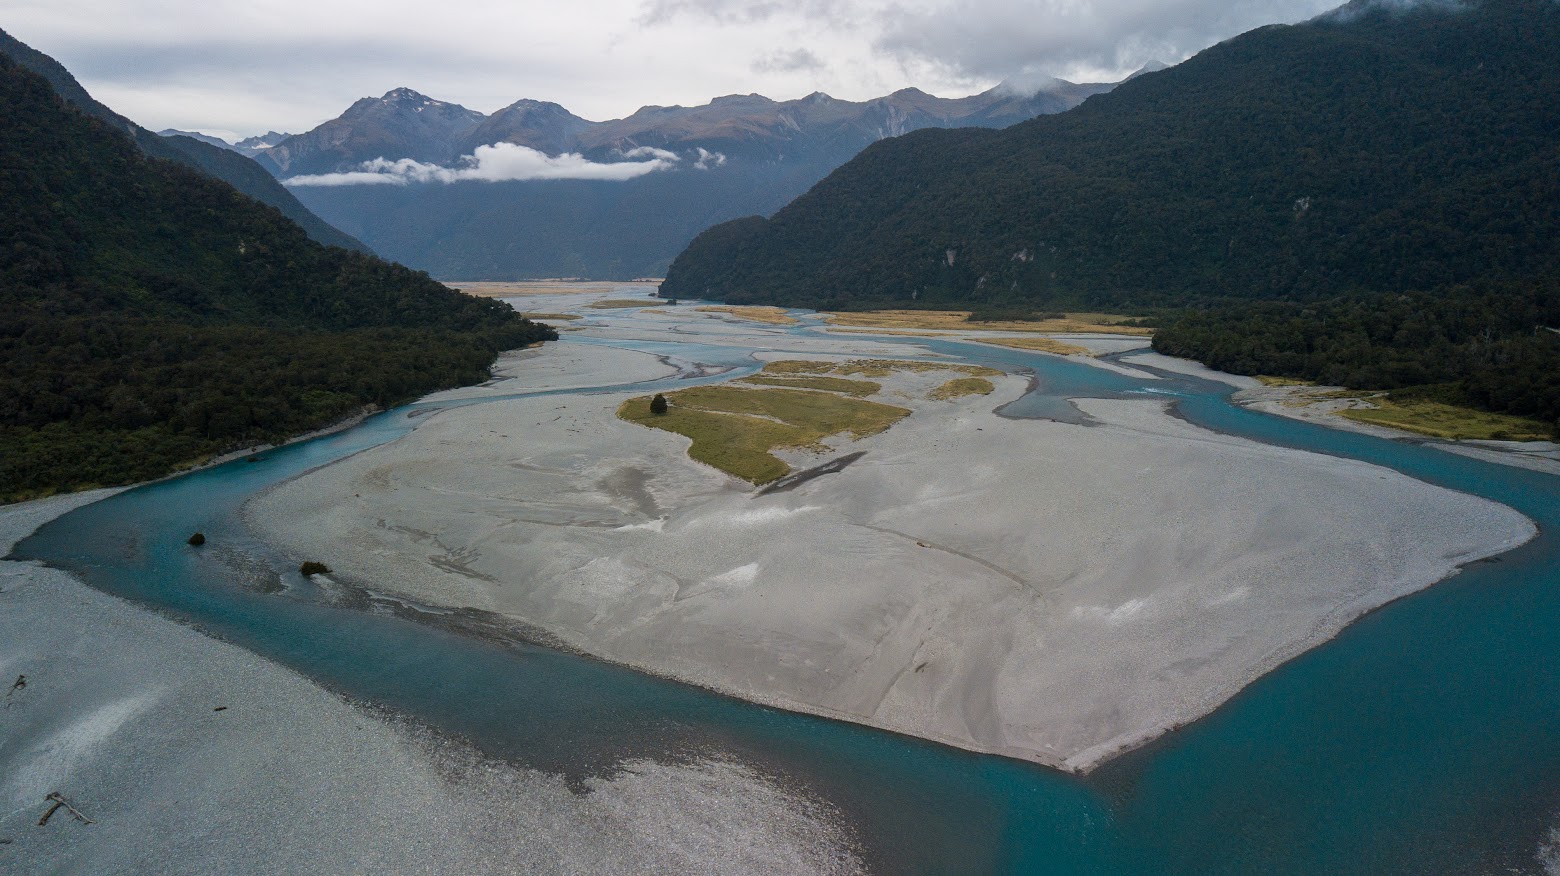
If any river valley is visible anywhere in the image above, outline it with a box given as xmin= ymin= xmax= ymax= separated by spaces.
xmin=4 ymin=292 xmax=1559 ymax=875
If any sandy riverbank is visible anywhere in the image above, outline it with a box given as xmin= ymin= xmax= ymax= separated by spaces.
xmin=0 ymin=494 xmax=862 ymax=874
xmin=246 ymin=326 xmax=1535 ymax=772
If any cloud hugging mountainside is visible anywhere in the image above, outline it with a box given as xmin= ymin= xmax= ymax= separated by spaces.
xmin=254 ymin=78 xmax=1120 ymax=279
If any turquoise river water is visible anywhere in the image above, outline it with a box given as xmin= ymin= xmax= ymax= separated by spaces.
xmin=12 ymin=326 xmax=1560 ymax=874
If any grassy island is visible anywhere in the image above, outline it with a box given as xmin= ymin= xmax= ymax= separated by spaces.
xmin=618 ymin=385 xmax=910 ymax=484
xmin=617 ymin=358 xmax=1016 ymax=483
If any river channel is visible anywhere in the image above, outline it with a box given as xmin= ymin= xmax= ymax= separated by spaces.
xmin=14 ymin=316 xmax=1559 ymax=874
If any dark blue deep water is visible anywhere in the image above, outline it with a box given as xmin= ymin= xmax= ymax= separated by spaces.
xmin=13 ymin=330 xmax=1560 ymax=874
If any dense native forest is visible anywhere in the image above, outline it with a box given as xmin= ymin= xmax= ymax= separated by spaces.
xmin=661 ymin=0 xmax=1560 ymax=433
xmin=0 ymin=56 xmax=555 ymax=501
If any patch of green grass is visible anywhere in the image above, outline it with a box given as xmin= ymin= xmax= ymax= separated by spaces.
xmin=618 ymin=398 xmax=808 ymax=483
xmin=1256 ymin=375 xmax=1314 ymax=387
xmin=758 ymin=358 xmax=1000 ymax=379
xmin=671 ymin=385 xmax=909 ymax=439
xmin=1338 ymin=396 xmax=1552 ymax=441
xmin=693 ymin=305 xmax=799 ymax=325
xmin=760 ymin=360 xmax=837 ymax=375
xmin=975 ymin=337 xmax=1091 ymax=356
xmin=928 ymin=377 xmax=995 ymax=400
xmin=735 ymin=375 xmax=882 ymax=396
xmin=617 ymin=385 xmax=910 ymax=484
xmin=822 ymin=310 xmax=1154 ymax=336
xmin=832 ymin=358 xmax=1002 ymax=378
xmin=587 ymin=299 xmax=657 ymax=309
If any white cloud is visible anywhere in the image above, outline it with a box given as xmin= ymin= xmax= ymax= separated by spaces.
xmin=872 ymin=0 xmax=1339 ymax=82
xmin=285 ymin=142 xmax=679 ymax=187
xmin=751 ymin=47 xmax=827 ymax=74
xmin=621 ymin=146 xmax=681 ymax=161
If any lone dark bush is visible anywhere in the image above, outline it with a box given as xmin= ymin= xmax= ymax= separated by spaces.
xmin=187 ymin=532 xmax=206 ymax=546
xmin=299 ymin=561 xmax=331 ymax=576
xmin=650 ymin=393 xmax=669 ymax=415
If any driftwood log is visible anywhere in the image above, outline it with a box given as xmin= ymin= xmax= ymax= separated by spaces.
xmin=37 ymin=793 xmax=94 ymax=826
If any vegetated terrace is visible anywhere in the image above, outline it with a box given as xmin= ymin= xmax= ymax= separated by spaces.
xmin=617 ymin=359 xmax=1003 ymax=483
xmin=822 ymin=310 xmax=1154 ymax=335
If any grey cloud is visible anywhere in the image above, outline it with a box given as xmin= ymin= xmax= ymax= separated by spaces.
xmin=751 ymin=48 xmax=826 ymax=74
xmin=639 ymin=0 xmax=784 ymax=24
xmin=638 ymin=0 xmax=1339 ymax=82
xmin=56 ymin=38 xmax=501 ymax=85
xmin=872 ymin=0 xmax=1339 ymax=80
xmin=637 ymin=0 xmax=856 ymax=26
xmin=14 ymin=0 xmax=1352 ymax=137
xmin=1319 ymin=0 xmax=1466 ymax=23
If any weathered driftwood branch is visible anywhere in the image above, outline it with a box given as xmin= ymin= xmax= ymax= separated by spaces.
xmin=37 ymin=793 xmax=93 ymax=826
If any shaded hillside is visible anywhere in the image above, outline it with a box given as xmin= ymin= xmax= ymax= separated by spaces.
xmin=274 ymin=79 xmax=1115 ymax=279
xmin=0 ymin=55 xmax=554 ymax=500
xmin=662 ymin=0 xmax=1559 ymax=310
xmin=0 ymin=28 xmax=369 ymax=254
xmin=660 ymin=0 xmax=1559 ymax=430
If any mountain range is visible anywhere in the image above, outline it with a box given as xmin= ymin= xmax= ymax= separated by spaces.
xmin=257 ymin=78 xmax=1113 ymax=177
xmin=157 ymin=128 xmax=291 ymax=157
xmin=255 ymin=76 xmax=1122 ymax=278
xmin=0 ymin=29 xmax=365 ymax=254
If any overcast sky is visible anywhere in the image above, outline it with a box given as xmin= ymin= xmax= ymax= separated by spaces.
xmin=2 ymin=0 xmax=1336 ymax=140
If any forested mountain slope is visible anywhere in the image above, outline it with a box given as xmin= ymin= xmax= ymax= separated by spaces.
xmin=0 ymin=55 xmax=554 ymax=500
xmin=665 ymin=0 xmax=1559 ymax=309
xmin=661 ymin=0 xmax=1559 ymax=430
xmin=0 ymin=28 xmax=370 ymax=254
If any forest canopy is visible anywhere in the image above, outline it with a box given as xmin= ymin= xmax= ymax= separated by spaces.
xmin=0 ymin=56 xmax=554 ymax=500
xmin=659 ymin=0 xmax=1560 ymax=433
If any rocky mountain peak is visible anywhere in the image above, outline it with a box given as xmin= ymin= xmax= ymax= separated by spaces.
xmin=381 ymin=86 xmax=431 ymax=103
xmin=236 ymin=131 xmax=291 ymax=150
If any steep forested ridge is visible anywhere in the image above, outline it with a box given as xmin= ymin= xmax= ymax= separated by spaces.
xmin=661 ymin=0 xmax=1560 ymax=430
xmin=0 ymin=56 xmax=555 ymax=499
xmin=0 ymin=28 xmax=370 ymax=254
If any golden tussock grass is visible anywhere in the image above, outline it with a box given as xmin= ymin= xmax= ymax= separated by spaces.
xmin=822 ymin=310 xmax=1153 ymax=335
xmin=928 ymin=377 xmax=995 ymax=400
xmin=587 ymin=299 xmax=660 ymax=309
xmin=694 ymin=305 xmax=799 ymax=325
xmin=617 ymin=384 xmax=910 ymax=484
xmin=975 ymin=337 xmax=1092 ymax=356
xmin=735 ymin=375 xmax=882 ymax=396
xmin=1337 ymin=396 xmax=1551 ymax=441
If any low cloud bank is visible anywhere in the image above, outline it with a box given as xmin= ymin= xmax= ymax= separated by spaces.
xmin=285 ymin=142 xmax=719 ymax=186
